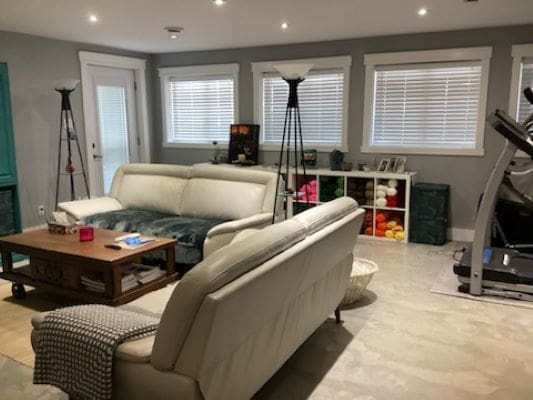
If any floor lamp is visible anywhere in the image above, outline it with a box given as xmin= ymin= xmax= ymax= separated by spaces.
xmin=54 ymin=79 xmax=90 ymax=208
xmin=271 ymin=63 xmax=313 ymax=223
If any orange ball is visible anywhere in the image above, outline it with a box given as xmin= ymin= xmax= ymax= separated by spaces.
xmin=376 ymin=213 xmax=386 ymax=223
xmin=377 ymin=222 xmax=388 ymax=231
xmin=364 ymin=227 xmax=373 ymax=235
xmin=375 ymin=229 xmax=386 ymax=237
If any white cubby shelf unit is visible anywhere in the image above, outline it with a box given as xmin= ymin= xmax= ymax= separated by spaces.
xmin=287 ymin=169 xmax=416 ymax=243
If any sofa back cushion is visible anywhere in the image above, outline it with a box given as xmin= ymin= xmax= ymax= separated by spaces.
xmin=150 ymin=218 xmax=306 ymax=372
xmin=179 ymin=164 xmax=278 ymax=220
xmin=110 ymin=163 xmax=191 ymax=215
xmin=294 ymin=196 xmax=358 ymax=235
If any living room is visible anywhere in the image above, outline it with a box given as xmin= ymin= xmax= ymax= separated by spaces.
xmin=0 ymin=0 xmax=533 ymax=399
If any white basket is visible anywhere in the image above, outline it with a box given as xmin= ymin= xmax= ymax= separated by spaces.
xmin=341 ymin=257 xmax=379 ymax=305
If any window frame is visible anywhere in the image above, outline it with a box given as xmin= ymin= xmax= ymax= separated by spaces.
xmin=361 ymin=47 xmax=492 ymax=156
xmin=159 ymin=63 xmax=239 ymax=148
xmin=509 ymin=44 xmax=533 ymax=159
xmin=252 ymin=56 xmax=352 ymax=152
xmin=509 ymin=44 xmax=533 ymax=120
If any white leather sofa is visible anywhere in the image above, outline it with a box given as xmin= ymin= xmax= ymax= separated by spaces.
xmin=59 ymin=163 xmax=280 ymax=265
xmin=32 ymin=197 xmax=365 ymax=399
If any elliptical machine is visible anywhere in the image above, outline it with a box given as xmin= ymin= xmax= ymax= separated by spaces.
xmin=454 ymin=88 xmax=533 ymax=301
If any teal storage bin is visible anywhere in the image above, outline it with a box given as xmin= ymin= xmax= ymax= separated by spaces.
xmin=410 ymin=183 xmax=449 ymax=245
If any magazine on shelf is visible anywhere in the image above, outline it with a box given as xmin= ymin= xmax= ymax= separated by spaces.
xmin=81 ymin=271 xmax=139 ymax=293
xmin=122 ymin=263 xmax=166 ymax=284
xmin=81 ymin=263 xmax=165 ymax=293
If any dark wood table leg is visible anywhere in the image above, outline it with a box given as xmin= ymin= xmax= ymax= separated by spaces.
xmin=111 ymin=264 xmax=122 ymax=300
xmin=1 ymin=250 xmax=13 ymax=273
xmin=165 ymin=245 xmax=175 ymax=276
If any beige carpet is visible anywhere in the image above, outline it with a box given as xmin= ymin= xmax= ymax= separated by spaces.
xmin=430 ymin=262 xmax=533 ymax=310
xmin=0 ymin=284 xmax=75 ymax=367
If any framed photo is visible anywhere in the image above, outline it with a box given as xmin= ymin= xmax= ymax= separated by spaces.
xmin=394 ymin=157 xmax=407 ymax=173
xmin=377 ymin=158 xmax=390 ymax=172
xmin=228 ymin=124 xmax=260 ymax=165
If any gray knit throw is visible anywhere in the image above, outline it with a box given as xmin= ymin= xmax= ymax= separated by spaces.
xmin=34 ymin=304 xmax=159 ymax=400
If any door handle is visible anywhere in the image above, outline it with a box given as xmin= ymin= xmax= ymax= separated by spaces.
xmin=93 ymin=154 xmax=103 ymax=160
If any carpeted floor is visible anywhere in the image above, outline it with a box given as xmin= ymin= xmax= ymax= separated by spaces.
xmin=0 ymin=354 xmax=66 ymax=400
xmin=2 ymin=240 xmax=533 ymax=399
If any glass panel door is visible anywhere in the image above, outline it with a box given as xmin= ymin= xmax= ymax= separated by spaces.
xmin=96 ymin=85 xmax=129 ymax=194
xmin=88 ymin=66 xmax=138 ymax=196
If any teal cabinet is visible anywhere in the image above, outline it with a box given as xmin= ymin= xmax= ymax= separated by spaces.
xmin=0 ymin=63 xmax=21 ymax=234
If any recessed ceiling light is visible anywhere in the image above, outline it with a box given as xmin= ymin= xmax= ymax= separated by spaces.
xmin=417 ymin=7 xmax=427 ymax=16
xmin=88 ymin=14 xmax=99 ymax=23
xmin=164 ymin=26 xmax=184 ymax=39
xmin=213 ymin=0 xmax=227 ymax=5
xmin=281 ymin=22 xmax=288 ymax=30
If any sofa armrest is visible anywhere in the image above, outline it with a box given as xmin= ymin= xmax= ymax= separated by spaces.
xmin=58 ymin=197 xmax=123 ymax=221
xmin=203 ymin=213 xmax=272 ymax=258
xmin=115 ymin=336 xmax=155 ymax=363
xmin=206 ymin=213 xmax=272 ymax=238
xmin=31 ymin=311 xmax=154 ymax=364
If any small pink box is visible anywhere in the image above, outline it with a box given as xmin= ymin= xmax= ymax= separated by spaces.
xmin=79 ymin=226 xmax=94 ymax=242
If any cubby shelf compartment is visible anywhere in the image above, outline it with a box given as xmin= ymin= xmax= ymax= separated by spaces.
xmin=288 ymin=169 xmax=416 ymax=243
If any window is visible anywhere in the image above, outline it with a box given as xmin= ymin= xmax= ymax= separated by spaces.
xmin=362 ymin=47 xmax=492 ymax=156
xmin=510 ymin=44 xmax=533 ymax=123
xmin=252 ymin=56 xmax=351 ymax=151
xmin=159 ymin=64 xmax=239 ymax=147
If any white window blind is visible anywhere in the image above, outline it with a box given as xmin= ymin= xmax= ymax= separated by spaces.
xmin=517 ymin=58 xmax=533 ymax=123
xmin=262 ymin=69 xmax=344 ymax=147
xmin=371 ymin=63 xmax=482 ymax=150
xmin=166 ymin=75 xmax=234 ymax=144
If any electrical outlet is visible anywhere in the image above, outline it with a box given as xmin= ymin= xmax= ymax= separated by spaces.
xmin=38 ymin=205 xmax=45 ymax=216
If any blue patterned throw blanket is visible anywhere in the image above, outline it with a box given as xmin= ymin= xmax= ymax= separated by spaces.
xmin=34 ymin=305 xmax=159 ymax=400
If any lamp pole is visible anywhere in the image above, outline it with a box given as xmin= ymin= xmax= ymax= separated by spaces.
xmin=271 ymin=64 xmax=313 ymax=223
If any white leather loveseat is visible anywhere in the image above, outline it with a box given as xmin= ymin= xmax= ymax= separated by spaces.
xmin=32 ymin=197 xmax=364 ymax=399
xmin=58 ymin=163 xmax=280 ymax=266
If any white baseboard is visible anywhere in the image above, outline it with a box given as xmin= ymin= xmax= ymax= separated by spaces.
xmin=448 ymin=228 xmax=474 ymax=242
xmin=23 ymin=224 xmax=47 ymax=232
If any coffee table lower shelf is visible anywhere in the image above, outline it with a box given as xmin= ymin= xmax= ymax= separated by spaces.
xmin=0 ymin=265 xmax=178 ymax=306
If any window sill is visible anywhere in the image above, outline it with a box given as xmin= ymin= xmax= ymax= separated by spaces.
xmin=360 ymin=145 xmax=485 ymax=157
xmin=163 ymin=142 xmax=229 ymax=150
xmin=260 ymin=144 xmax=348 ymax=153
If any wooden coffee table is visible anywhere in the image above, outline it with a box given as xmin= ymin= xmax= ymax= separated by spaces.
xmin=0 ymin=229 xmax=177 ymax=305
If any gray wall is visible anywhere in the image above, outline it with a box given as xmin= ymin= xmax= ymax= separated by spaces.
xmin=151 ymin=24 xmax=533 ymax=230
xmin=0 ymin=30 xmax=151 ymax=228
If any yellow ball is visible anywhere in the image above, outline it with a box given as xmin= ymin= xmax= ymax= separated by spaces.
xmin=385 ymin=229 xmax=394 ymax=238
xmin=387 ymin=221 xmax=397 ymax=229
xmin=394 ymin=231 xmax=405 ymax=241
xmin=392 ymin=225 xmax=404 ymax=232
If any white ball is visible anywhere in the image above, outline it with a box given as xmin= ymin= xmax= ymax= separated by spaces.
xmin=376 ymin=198 xmax=387 ymax=207
xmin=386 ymin=187 xmax=397 ymax=196
xmin=388 ymin=179 xmax=398 ymax=188
xmin=377 ymin=184 xmax=388 ymax=192
xmin=376 ymin=190 xmax=386 ymax=198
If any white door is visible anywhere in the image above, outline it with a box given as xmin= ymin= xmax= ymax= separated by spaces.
xmin=87 ymin=66 xmax=139 ymax=196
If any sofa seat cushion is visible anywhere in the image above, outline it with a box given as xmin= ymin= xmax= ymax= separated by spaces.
xmin=83 ymin=210 xmax=227 ymax=264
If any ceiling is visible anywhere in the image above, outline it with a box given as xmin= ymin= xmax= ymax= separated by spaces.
xmin=0 ymin=0 xmax=532 ymax=54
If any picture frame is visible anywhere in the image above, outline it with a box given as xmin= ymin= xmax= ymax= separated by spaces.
xmin=228 ymin=124 xmax=260 ymax=165
xmin=377 ymin=158 xmax=390 ymax=172
xmin=394 ymin=156 xmax=407 ymax=173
